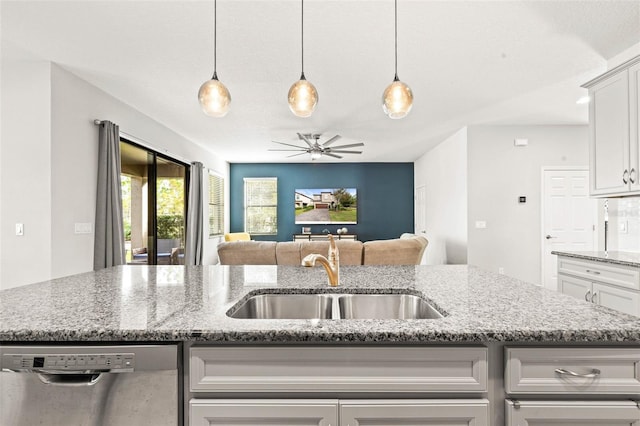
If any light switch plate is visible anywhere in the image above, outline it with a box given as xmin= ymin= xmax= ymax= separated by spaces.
xmin=15 ymin=223 xmax=24 ymax=236
xmin=74 ymin=223 xmax=92 ymax=234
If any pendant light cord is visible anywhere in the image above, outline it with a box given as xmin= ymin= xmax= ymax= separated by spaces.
xmin=394 ymin=0 xmax=398 ymax=81
xmin=301 ymin=0 xmax=305 ymax=78
xmin=213 ymin=0 xmax=218 ymax=79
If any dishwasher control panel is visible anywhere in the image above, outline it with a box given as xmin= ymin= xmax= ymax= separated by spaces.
xmin=2 ymin=353 xmax=135 ymax=372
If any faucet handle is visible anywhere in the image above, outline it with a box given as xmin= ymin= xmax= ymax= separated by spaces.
xmin=327 ymin=234 xmax=339 ymax=265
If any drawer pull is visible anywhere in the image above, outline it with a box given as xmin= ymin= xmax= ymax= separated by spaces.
xmin=585 ymin=269 xmax=601 ymax=275
xmin=554 ymin=368 xmax=601 ymax=378
xmin=584 ymin=290 xmax=591 ymax=302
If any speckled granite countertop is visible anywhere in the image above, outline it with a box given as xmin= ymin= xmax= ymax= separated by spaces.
xmin=1 ymin=265 xmax=640 ymax=343
xmin=552 ymin=250 xmax=640 ymax=268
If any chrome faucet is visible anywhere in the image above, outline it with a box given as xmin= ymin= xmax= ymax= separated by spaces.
xmin=302 ymin=234 xmax=340 ymax=286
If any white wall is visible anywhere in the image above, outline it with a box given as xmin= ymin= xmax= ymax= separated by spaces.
xmin=1 ymin=42 xmax=53 ymax=288
xmin=1 ymin=43 xmax=229 ymax=289
xmin=414 ymin=127 xmax=468 ymax=265
xmin=467 ymin=125 xmax=589 ymax=285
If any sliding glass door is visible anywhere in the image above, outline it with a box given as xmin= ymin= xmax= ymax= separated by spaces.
xmin=120 ymin=140 xmax=188 ymax=265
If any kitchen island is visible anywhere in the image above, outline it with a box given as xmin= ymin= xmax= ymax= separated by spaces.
xmin=1 ymin=264 xmax=640 ymax=425
xmin=2 ymin=264 xmax=640 ymax=343
xmin=553 ymin=250 xmax=640 ymax=317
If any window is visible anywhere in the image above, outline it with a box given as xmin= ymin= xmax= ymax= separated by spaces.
xmin=209 ymin=172 xmax=224 ymax=237
xmin=244 ymin=177 xmax=278 ymax=235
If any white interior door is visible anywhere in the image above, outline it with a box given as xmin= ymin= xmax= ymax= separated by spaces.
xmin=415 ymin=185 xmax=426 ymax=236
xmin=414 ymin=185 xmax=427 ymax=264
xmin=542 ymin=169 xmax=597 ymax=291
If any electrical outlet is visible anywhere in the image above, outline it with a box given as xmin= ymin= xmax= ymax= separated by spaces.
xmin=475 ymin=221 xmax=487 ymax=229
xmin=498 ymin=267 xmax=505 ymax=275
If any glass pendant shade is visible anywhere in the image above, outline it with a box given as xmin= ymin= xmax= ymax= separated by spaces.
xmin=198 ymin=76 xmax=231 ymax=118
xmin=288 ymin=76 xmax=318 ymax=118
xmin=382 ymin=78 xmax=413 ymax=119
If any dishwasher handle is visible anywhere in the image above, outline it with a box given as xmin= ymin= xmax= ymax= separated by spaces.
xmin=37 ymin=372 xmax=104 ymax=387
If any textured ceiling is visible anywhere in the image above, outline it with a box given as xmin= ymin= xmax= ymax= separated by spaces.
xmin=2 ymin=0 xmax=639 ymax=163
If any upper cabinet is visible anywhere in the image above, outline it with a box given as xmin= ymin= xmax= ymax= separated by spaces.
xmin=583 ymin=56 xmax=640 ymax=197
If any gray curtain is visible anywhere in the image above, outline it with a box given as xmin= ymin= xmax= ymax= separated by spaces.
xmin=186 ymin=162 xmax=204 ymax=265
xmin=93 ymin=121 xmax=126 ymax=270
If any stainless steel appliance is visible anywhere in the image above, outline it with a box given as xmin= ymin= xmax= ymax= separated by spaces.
xmin=0 ymin=344 xmax=180 ymax=426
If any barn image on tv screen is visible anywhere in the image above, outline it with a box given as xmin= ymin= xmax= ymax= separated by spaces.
xmin=294 ymin=188 xmax=357 ymax=224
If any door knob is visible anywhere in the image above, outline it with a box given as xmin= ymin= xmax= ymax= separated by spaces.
xmin=545 ymin=235 xmax=557 ymax=240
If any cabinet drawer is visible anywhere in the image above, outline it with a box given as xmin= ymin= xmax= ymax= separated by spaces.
xmin=558 ymin=258 xmax=640 ymax=290
xmin=190 ymin=399 xmax=338 ymax=426
xmin=190 ymin=346 xmax=487 ymax=393
xmin=341 ymin=399 xmax=489 ymax=426
xmin=506 ymin=400 xmax=640 ymax=425
xmin=505 ymin=347 xmax=640 ymax=394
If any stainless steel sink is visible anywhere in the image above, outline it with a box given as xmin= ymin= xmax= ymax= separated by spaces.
xmin=337 ymin=294 xmax=444 ymax=320
xmin=228 ymin=294 xmax=334 ymax=319
xmin=228 ymin=292 xmax=444 ymax=320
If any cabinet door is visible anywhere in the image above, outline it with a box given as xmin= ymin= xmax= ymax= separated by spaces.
xmin=630 ymin=61 xmax=640 ymax=193
xmin=506 ymin=400 xmax=640 ymax=425
xmin=340 ymin=400 xmax=489 ymax=426
xmin=557 ymin=273 xmax=592 ymax=302
xmin=593 ymin=282 xmax=640 ymax=316
xmin=589 ymin=71 xmax=630 ymax=196
xmin=189 ymin=399 xmax=338 ymax=426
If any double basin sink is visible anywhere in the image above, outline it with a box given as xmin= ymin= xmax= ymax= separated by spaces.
xmin=228 ymin=292 xmax=444 ymax=320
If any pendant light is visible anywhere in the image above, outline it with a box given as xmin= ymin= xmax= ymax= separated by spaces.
xmin=198 ymin=0 xmax=231 ymax=117
xmin=288 ymin=0 xmax=318 ymax=117
xmin=382 ymin=0 xmax=413 ymax=119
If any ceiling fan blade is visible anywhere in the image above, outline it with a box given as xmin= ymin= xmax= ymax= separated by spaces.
xmin=272 ymin=141 xmax=307 ymax=149
xmin=328 ymin=142 xmax=364 ymax=149
xmin=327 ymin=150 xmax=362 ymax=154
xmin=268 ymin=149 xmax=308 ymax=152
xmin=324 ymin=153 xmax=343 ymax=159
xmin=321 ymin=135 xmax=341 ymax=147
xmin=296 ymin=133 xmax=314 ymax=148
xmin=286 ymin=152 xmax=309 ymax=158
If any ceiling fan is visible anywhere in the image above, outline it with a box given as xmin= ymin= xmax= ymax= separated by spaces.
xmin=269 ymin=133 xmax=364 ymax=160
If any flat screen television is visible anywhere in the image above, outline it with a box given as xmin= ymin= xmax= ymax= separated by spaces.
xmin=295 ymin=188 xmax=357 ymax=225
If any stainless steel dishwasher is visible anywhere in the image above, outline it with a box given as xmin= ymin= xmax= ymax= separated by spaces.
xmin=0 ymin=344 xmax=180 ymax=426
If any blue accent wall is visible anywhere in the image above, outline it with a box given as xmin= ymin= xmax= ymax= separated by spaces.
xmin=230 ymin=163 xmax=414 ymax=242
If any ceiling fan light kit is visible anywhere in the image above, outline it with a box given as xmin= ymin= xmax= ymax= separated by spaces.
xmin=199 ymin=0 xmax=231 ymax=117
xmin=270 ymin=133 xmax=364 ymax=160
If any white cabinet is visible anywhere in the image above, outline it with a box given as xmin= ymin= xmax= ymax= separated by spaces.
xmin=190 ymin=346 xmax=488 ymax=394
xmin=190 ymin=399 xmax=490 ymax=426
xmin=505 ymin=347 xmax=640 ymax=395
xmin=630 ymin=61 xmax=640 ymax=193
xmin=340 ymin=400 xmax=489 ymax=426
xmin=505 ymin=347 xmax=640 ymax=425
xmin=190 ymin=399 xmax=338 ymax=426
xmin=584 ymin=55 xmax=640 ymax=197
xmin=505 ymin=400 xmax=640 ymax=425
xmin=557 ymin=256 xmax=640 ymax=316
xmin=188 ymin=346 xmax=489 ymax=426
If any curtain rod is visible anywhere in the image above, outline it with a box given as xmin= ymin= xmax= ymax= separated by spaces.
xmin=94 ymin=118 xmax=192 ymax=165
